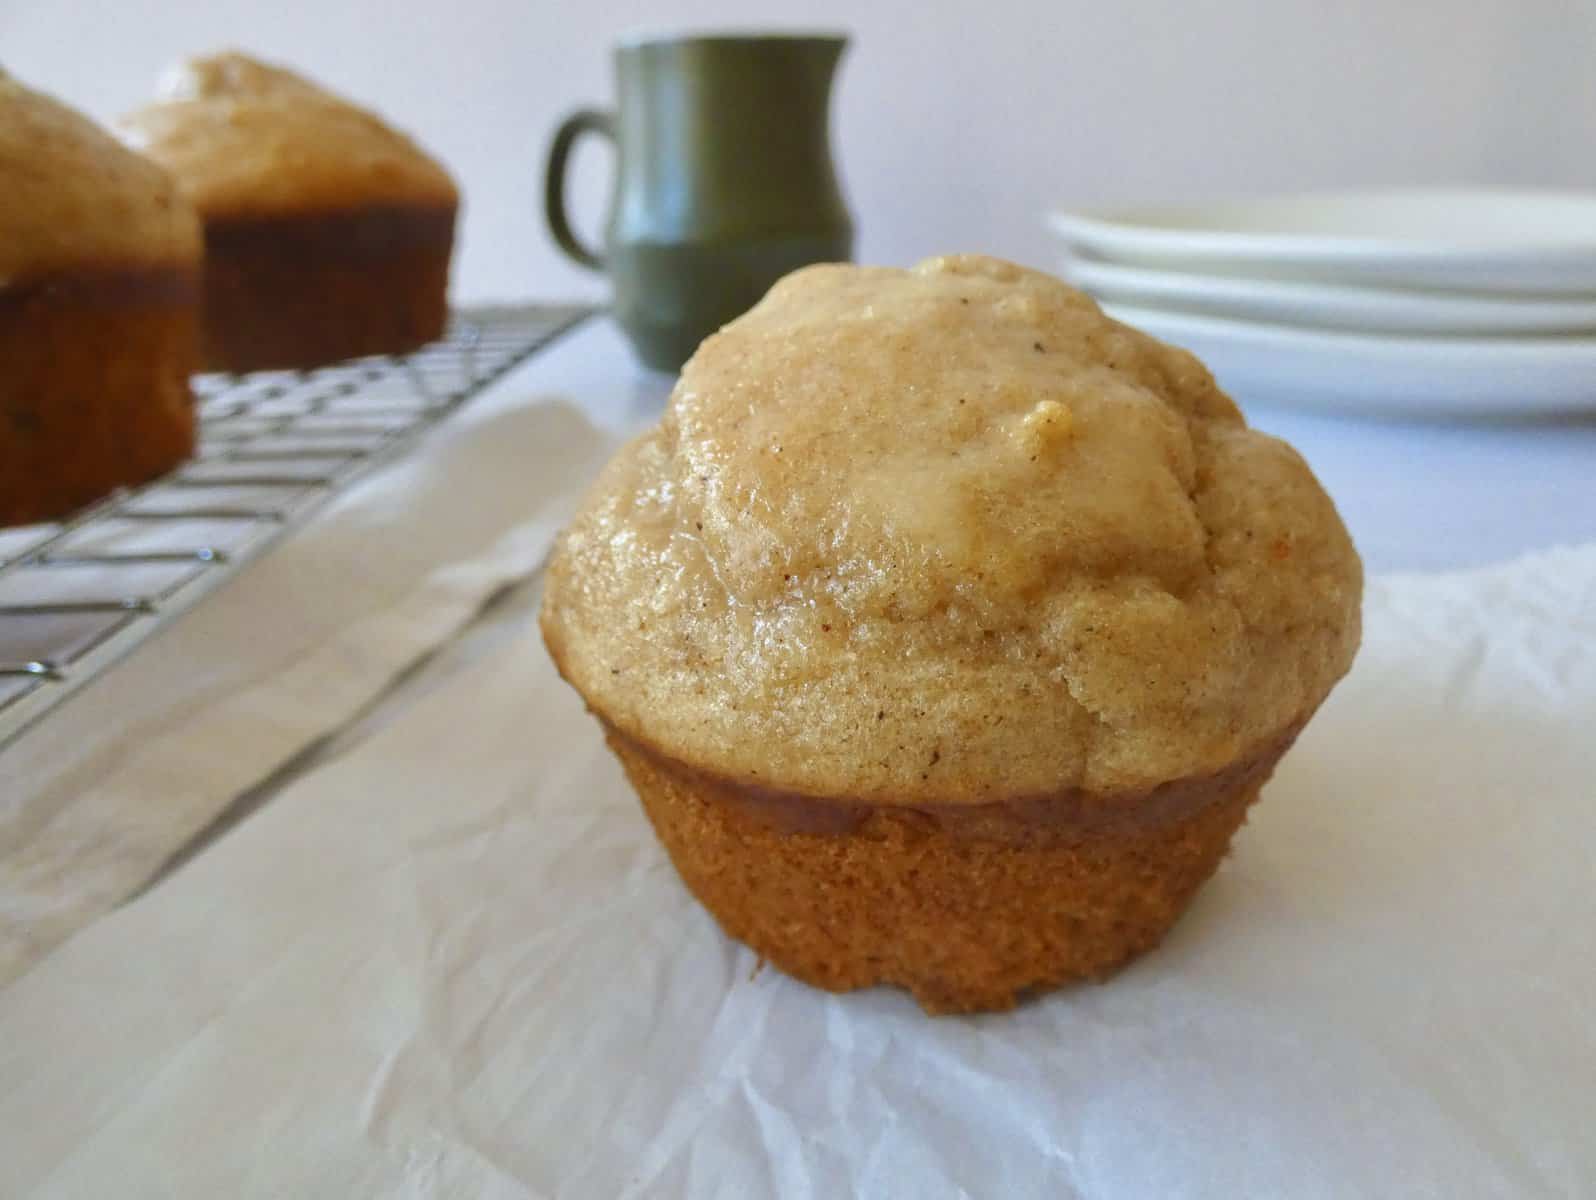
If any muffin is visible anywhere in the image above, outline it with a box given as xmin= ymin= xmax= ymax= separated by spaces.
xmin=121 ymin=52 xmax=458 ymax=371
xmin=1 ymin=68 xmax=201 ymax=528
xmin=541 ymin=255 xmax=1363 ymax=1014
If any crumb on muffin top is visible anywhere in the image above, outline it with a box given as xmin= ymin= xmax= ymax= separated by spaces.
xmin=542 ymin=255 xmax=1362 ymax=801
xmin=0 ymin=67 xmax=200 ymax=280
xmin=119 ymin=52 xmax=458 ymax=220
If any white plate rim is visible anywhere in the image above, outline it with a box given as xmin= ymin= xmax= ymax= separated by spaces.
xmin=1048 ymin=188 xmax=1596 ymax=257
xmin=1048 ymin=189 xmax=1596 ymax=293
xmin=1063 ymin=257 xmax=1596 ymax=335
xmin=1102 ymin=301 xmax=1596 ymax=417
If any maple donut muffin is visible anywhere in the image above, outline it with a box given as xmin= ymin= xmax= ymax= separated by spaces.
xmin=121 ymin=52 xmax=458 ymax=371
xmin=1 ymin=68 xmax=201 ymax=528
xmin=541 ymin=255 xmax=1362 ymax=1014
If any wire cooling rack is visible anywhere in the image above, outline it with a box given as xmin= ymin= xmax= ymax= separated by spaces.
xmin=0 ymin=303 xmax=593 ymax=752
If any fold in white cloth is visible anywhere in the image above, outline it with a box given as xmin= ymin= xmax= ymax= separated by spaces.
xmin=1 ymin=540 xmax=1592 ymax=1197
xmin=0 ymin=396 xmax=617 ymax=988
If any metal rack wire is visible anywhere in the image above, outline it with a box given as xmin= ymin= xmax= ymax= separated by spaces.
xmin=0 ymin=303 xmax=593 ymax=751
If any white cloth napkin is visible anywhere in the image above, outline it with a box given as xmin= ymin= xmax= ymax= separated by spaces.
xmin=0 ymin=393 xmax=618 ymax=988
xmin=1 ymin=543 xmax=1593 ymax=1198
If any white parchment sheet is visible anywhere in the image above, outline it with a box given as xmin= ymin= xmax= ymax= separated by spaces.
xmin=2 ymin=545 xmax=1592 ymax=1198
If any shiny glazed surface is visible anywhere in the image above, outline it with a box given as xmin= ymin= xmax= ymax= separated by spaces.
xmin=542 ymin=255 xmax=1362 ymax=801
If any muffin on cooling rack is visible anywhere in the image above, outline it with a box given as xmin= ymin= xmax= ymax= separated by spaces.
xmin=1 ymin=68 xmax=201 ymax=528
xmin=121 ymin=52 xmax=458 ymax=372
xmin=541 ymin=254 xmax=1362 ymax=1014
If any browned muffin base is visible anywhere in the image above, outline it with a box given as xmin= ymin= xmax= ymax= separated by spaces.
xmin=605 ymin=724 xmax=1293 ymax=1014
xmin=201 ymin=205 xmax=454 ymax=372
xmin=1 ymin=270 xmax=198 ymax=527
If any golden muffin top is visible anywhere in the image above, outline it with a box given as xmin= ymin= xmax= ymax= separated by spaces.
xmin=542 ymin=256 xmax=1362 ymax=802
xmin=119 ymin=52 xmax=459 ymax=220
xmin=0 ymin=67 xmax=200 ymax=281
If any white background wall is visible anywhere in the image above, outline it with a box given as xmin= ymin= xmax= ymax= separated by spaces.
xmin=5 ymin=0 xmax=1593 ymax=303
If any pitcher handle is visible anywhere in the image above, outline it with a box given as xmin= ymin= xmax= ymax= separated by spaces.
xmin=544 ymin=108 xmax=614 ymax=271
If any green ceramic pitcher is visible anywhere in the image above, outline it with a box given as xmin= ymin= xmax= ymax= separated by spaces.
xmin=545 ymin=33 xmax=854 ymax=370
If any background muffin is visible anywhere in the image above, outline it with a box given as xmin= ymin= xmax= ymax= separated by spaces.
xmin=542 ymin=255 xmax=1362 ymax=1013
xmin=1 ymin=68 xmax=200 ymax=528
xmin=121 ymin=52 xmax=459 ymax=371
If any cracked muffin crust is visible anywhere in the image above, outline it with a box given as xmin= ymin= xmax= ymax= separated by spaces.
xmin=542 ymin=255 xmax=1362 ymax=1012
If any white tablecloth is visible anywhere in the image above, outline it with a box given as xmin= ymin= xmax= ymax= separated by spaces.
xmin=1 ymin=316 xmax=1593 ymax=1196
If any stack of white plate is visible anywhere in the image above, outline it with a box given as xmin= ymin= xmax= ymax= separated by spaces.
xmin=1047 ymin=189 xmax=1596 ymax=417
